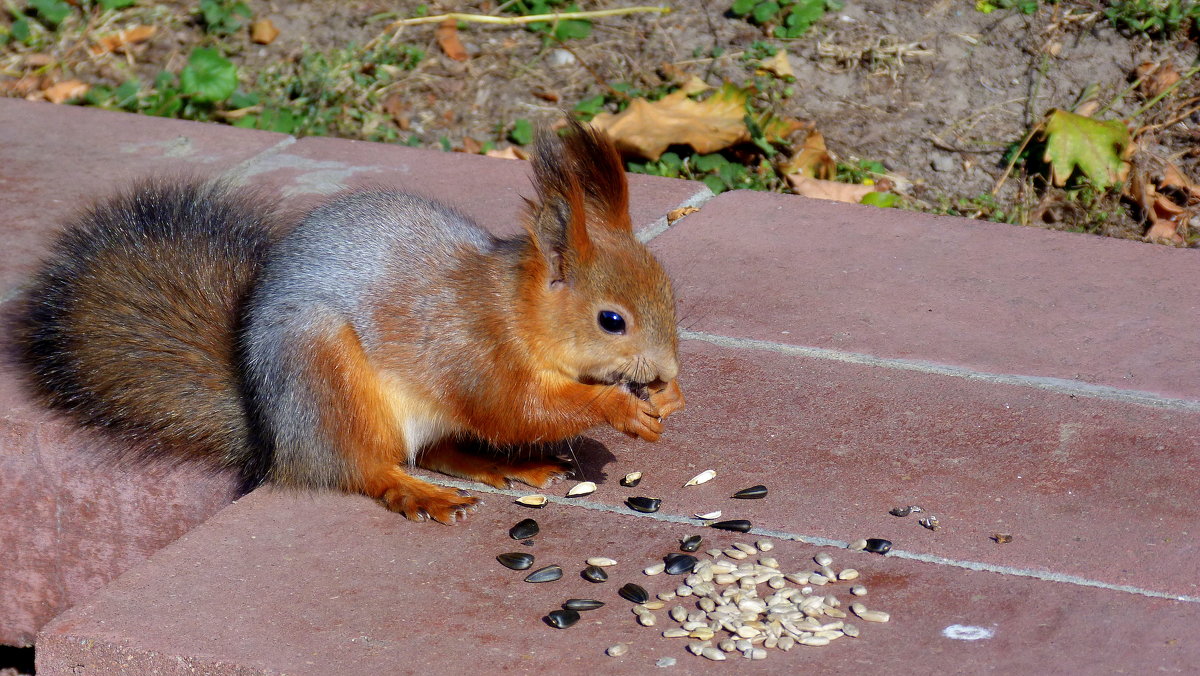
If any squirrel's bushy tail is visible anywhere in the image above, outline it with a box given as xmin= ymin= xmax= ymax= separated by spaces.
xmin=15 ymin=179 xmax=275 ymax=487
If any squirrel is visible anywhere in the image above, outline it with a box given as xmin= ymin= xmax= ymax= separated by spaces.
xmin=14 ymin=121 xmax=684 ymax=524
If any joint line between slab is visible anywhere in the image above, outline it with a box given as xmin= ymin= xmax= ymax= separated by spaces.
xmin=426 ymin=476 xmax=1200 ymax=604
xmin=681 ymin=330 xmax=1200 ymax=412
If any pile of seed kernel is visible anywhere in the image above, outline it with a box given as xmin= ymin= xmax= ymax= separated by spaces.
xmin=612 ymin=539 xmax=890 ymax=661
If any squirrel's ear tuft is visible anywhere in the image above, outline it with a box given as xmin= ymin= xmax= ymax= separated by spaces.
xmin=559 ymin=119 xmax=632 ymax=234
xmin=525 ymin=127 xmax=594 ymax=283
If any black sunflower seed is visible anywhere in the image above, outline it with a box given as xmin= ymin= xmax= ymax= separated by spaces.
xmin=509 ymin=518 xmax=539 ymax=540
xmin=625 ymin=496 xmax=662 ymax=513
xmin=680 ymin=535 xmax=703 ymax=552
xmin=731 ymin=485 xmax=768 ymax=499
xmin=710 ymin=519 xmax=752 ymax=533
xmin=864 ymin=538 xmax=893 ymax=554
xmin=496 ymin=552 xmax=535 ymax=570
xmin=563 ymin=598 xmax=605 ymax=611
xmin=544 ymin=609 xmax=580 ymax=628
xmin=582 ymin=565 xmax=608 ymax=583
xmin=618 ymin=583 xmax=649 ymax=604
xmin=524 ymin=565 xmax=563 ymax=583
xmin=664 ymin=553 xmax=698 ymax=575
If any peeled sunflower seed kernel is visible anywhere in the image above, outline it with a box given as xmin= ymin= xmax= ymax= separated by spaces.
xmin=643 ymin=562 xmax=666 ymax=576
xmin=515 ymin=494 xmax=548 ymax=507
xmin=524 ymin=565 xmax=563 ymax=583
xmin=606 ymin=643 xmax=629 ymax=657
xmin=620 ymin=471 xmax=643 ymax=487
xmin=756 ymin=539 xmax=774 ymax=552
xmin=566 ymin=481 xmax=596 ymax=497
xmin=586 ymin=557 xmax=618 ymax=567
xmin=684 ymin=469 xmax=717 ymax=486
xmin=814 ymin=552 xmax=833 ymax=566
xmin=496 ymin=552 xmax=535 ymax=570
xmin=850 ymin=584 xmax=868 ymax=596
xmin=838 ymin=568 xmax=860 ymax=581
xmin=509 ymin=518 xmax=539 ymax=540
xmin=848 ymin=539 xmax=868 ymax=551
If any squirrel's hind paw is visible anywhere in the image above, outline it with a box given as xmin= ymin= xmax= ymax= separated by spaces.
xmin=371 ymin=472 xmax=479 ymax=524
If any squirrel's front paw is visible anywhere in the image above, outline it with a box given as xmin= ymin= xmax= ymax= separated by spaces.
xmin=648 ymin=379 xmax=685 ymax=419
xmin=380 ymin=481 xmax=479 ymax=524
xmin=605 ymin=389 xmax=665 ymax=442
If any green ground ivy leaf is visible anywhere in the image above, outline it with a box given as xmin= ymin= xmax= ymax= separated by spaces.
xmin=179 ymin=48 xmax=238 ymax=103
xmin=1041 ymin=109 xmax=1130 ymax=188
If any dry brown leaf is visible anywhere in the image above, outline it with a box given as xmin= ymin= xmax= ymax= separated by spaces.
xmin=251 ymin=19 xmax=280 ymax=45
xmin=787 ymin=175 xmax=874 ymax=204
xmin=91 ymin=25 xmax=156 ymax=55
xmin=666 ymin=206 xmax=700 ymax=224
xmin=757 ymin=50 xmax=794 ymax=78
xmin=1134 ymin=61 xmax=1181 ymax=100
xmin=1 ymin=75 xmax=48 ymax=97
xmin=1125 ymin=166 xmax=1188 ymax=244
xmin=23 ymin=54 xmax=54 ymax=67
xmin=436 ymin=18 xmax=468 ymax=62
xmin=459 ymin=136 xmax=482 ymax=154
xmin=486 ymin=146 xmax=528 ymax=160
xmin=41 ymin=80 xmax=89 ymax=104
xmin=590 ymin=83 xmax=804 ymax=161
xmin=1159 ymin=162 xmax=1200 ymax=200
xmin=678 ymin=76 xmax=711 ymax=95
xmin=783 ymin=129 xmax=834 ymax=180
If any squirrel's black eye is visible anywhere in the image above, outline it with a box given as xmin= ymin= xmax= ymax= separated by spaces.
xmin=597 ymin=310 xmax=626 ymax=335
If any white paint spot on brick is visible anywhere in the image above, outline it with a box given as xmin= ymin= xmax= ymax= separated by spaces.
xmin=943 ymin=624 xmax=995 ymax=641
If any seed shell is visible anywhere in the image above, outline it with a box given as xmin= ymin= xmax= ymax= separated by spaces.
xmin=694 ymin=510 xmax=722 ymax=520
xmin=620 ymin=472 xmax=643 ymax=487
xmin=618 ymin=582 xmax=650 ymax=603
xmin=515 ymin=494 xmax=548 ymax=507
xmin=684 ymin=469 xmax=717 ymax=486
xmin=524 ymin=565 xmax=563 ymax=583
xmin=582 ymin=565 xmax=608 ymax=583
xmin=731 ymin=484 xmax=768 ymax=499
xmin=563 ymin=598 xmax=605 ymax=611
xmin=544 ymin=608 xmax=580 ymax=628
xmin=626 ymin=496 xmax=662 ymax=513
xmin=889 ymin=505 xmax=913 ymax=517
xmin=566 ymin=481 xmax=597 ymax=497
xmin=509 ymin=518 xmax=539 ymax=540
xmin=664 ymin=553 xmax=698 ymax=575
xmin=709 ymin=519 xmax=752 ymax=533
xmin=680 ymin=534 xmax=703 ymax=552
xmin=496 ymin=552 xmax=535 ymax=570
xmin=864 ymin=538 xmax=893 ymax=554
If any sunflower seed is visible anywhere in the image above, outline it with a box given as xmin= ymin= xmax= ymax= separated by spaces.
xmin=620 ymin=471 xmax=642 ymax=487
xmin=586 ymin=557 xmax=618 ymax=567
xmin=563 ymin=598 xmax=605 ymax=611
xmin=509 ymin=518 xmax=539 ymax=540
xmin=664 ymin=553 xmax=698 ymax=575
xmin=838 ymin=568 xmax=860 ymax=581
xmin=700 ymin=646 xmax=726 ymax=661
xmin=848 ymin=539 xmax=868 ymax=551
xmin=606 ymin=643 xmax=629 ymax=657
xmin=582 ymin=565 xmax=608 ymax=583
xmin=680 ymin=534 xmax=703 ymax=552
xmin=496 ymin=552 xmax=535 ymax=570
xmin=842 ymin=623 xmax=860 ymax=637
xmin=662 ymin=628 xmax=690 ymax=638
xmin=710 ymin=519 xmax=752 ymax=533
xmin=566 ymin=481 xmax=596 ymax=497
xmin=638 ymin=612 xmax=657 ymax=626
xmin=619 ymin=583 xmax=650 ymax=603
xmin=756 ymin=539 xmax=774 ymax=552
xmin=814 ymin=552 xmax=833 ymax=566
xmin=643 ymin=562 xmax=666 ymax=576
xmin=850 ymin=602 xmax=890 ymax=622
xmin=733 ymin=542 xmax=757 ymax=555
xmin=850 ymin=584 xmax=868 ymax=596
xmin=864 ymin=538 xmax=892 ymax=554
xmin=731 ymin=484 xmax=768 ymax=499
xmin=515 ymin=494 xmax=547 ymax=507
xmin=544 ymin=608 xmax=579 ymax=628
xmin=524 ymin=565 xmax=563 ymax=583
xmin=626 ymin=496 xmax=662 ymax=513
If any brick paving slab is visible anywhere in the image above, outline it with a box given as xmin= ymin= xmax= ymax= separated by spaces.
xmin=549 ymin=340 xmax=1200 ymax=601
xmin=36 ymin=489 xmax=1199 ymax=675
xmin=654 ymin=190 xmax=1200 ymax=400
xmin=0 ymin=99 xmax=289 ymax=301
xmin=235 ymin=135 xmax=707 ymax=237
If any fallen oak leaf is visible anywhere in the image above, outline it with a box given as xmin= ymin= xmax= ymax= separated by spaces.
xmin=436 ymin=18 xmax=469 ymax=62
xmin=251 ymin=19 xmax=280 ymax=45
xmin=90 ymin=25 xmax=156 ymax=56
xmin=1041 ymin=108 xmax=1131 ymax=189
xmin=590 ymin=82 xmax=803 ymax=161
xmin=1134 ymin=61 xmax=1180 ymax=100
xmin=782 ymin=129 xmax=834 ymax=180
xmin=1124 ymin=166 xmax=1187 ymax=245
xmin=41 ymin=80 xmax=89 ymax=104
xmin=787 ymin=175 xmax=874 ymax=204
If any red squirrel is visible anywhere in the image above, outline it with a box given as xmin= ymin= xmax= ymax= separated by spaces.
xmin=15 ymin=121 xmax=684 ymax=524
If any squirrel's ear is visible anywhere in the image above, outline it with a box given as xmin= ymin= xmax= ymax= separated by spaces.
xmin=524 ymin=127 xmax=594 ymax=283
xmin=560 ymin=119 xmax=632 ymax=234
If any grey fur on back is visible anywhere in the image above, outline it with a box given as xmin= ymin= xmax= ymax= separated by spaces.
xmin=241 ymin=191 xmax=500 ymax=489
